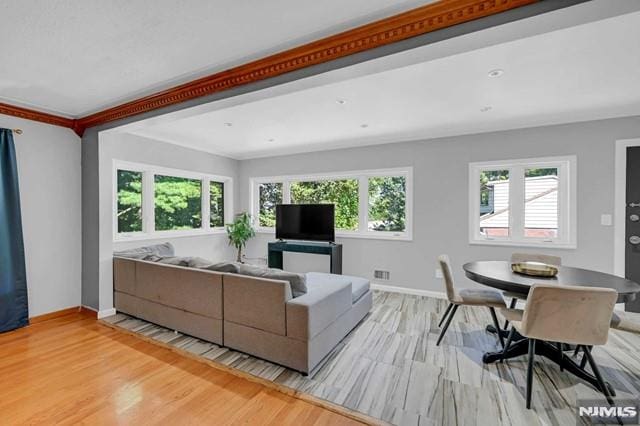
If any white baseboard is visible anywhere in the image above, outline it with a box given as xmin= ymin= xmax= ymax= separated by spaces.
xmin=97 ymin=308 xmax=117 ymax=319
xmin=370 ymin=283 xmax=446 ymax=299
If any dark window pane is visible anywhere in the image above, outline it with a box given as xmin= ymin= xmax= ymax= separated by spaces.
xmin=154 ymin=175 xmax=202 ymax=231
xmin=259 ymin=182 xmax=282 ymax=227
xmin=290 ymin=179 xmax=359 ymax=230
xmin=210 ymin=181 xmax=225 ymax=228
xmin=117 ymin=170 xmax=142 ymax=233
xmin=368 ymin=176 xmax=406 ymax=232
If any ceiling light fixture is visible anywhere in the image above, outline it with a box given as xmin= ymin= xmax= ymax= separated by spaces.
xmin=480 ymin=106 xmax=492 ymax=112
xmin=224 ymin=122 xmax=233 ymax=127
xmin=487 ymin=69 xmax=504 ymax=78
xmin=268 ymin=138 xmax=275 ymax=142
xmin=336 ymin=99 xmax=347 ymax=105
xmin=360 ymin=124 xmax=369 ymax=128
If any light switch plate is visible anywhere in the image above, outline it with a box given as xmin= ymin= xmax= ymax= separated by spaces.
xmin=601 ymin=214 xmax=613 ymax=226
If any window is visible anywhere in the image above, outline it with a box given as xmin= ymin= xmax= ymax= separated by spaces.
xmin=114 ymin=161 xmax=233 ymax=241
xmin=290 ymin=179 xmax=359 ymax=230
xmin=251 ymin=167 xmax=412 ymax=240
xmin=117 ymin=170 xmax=143 ymax=233
xmin=368 ymin=176 xmax=406 ymax=232
xmin=258 ymin=182 xmax=282 ymax=227
xmin=469 ymin=156 xmax=576 ymax=248
xmin=210 ymin=181 xmax=225 ymax=228
xmin=154 ymin=175 xmax=202 ymax=231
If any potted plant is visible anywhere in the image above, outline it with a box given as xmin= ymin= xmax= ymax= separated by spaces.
xmin=226 ymin=212 xmax=256 ymax=262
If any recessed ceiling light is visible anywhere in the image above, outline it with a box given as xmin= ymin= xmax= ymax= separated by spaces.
xmin=360 ymin=124 xmax=369 ymax=128
xmin=480 ymin=106 xmax=492 ymax=112
xmin=336 ymin=99 xmax=347 ymax=105
xmin=224 ymin=122 xmax=233 ymax=127
xmin=268 ymin=138 xmax=275 ymax=142
xmin=488 ymin=69 xmax=504 ymax=78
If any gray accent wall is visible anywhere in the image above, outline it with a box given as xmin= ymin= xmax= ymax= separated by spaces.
xmin=239 ymin=116 xmax=640 ymax=292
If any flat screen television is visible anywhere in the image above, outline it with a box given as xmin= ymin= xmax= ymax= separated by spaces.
xmin=275 ymin=204 xmax=335 ymax=242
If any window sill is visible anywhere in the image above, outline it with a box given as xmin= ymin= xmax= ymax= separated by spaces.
xmin=114 ymin=228 xmax=226 ymax=243
xmin=469 ymin=239 xmax=576 ymax=250
xmin=255 ymin=229 xmax=413 ymax=242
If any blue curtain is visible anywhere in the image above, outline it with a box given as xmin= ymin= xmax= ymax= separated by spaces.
xmin=0 ymin=128 xmax=28 ymax=332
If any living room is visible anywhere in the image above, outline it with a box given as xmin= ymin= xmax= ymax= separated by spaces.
xmin=2 ymin=1 xmax=640 ymax=425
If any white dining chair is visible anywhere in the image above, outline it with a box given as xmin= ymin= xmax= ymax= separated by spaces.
xmin=437 ymin=255 xmax=507 ymax=347
xmin=500 ymin=283 xmax=617 ymax=409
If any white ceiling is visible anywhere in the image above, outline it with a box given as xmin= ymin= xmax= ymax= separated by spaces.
xmin=0 ymin=0 xmax=431 ymax=117
xmin=127 ymin=9 xmax=640 ymax=159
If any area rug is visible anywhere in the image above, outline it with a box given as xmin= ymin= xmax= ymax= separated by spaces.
xmin=101 ymin=291 xmax=640 ymax=426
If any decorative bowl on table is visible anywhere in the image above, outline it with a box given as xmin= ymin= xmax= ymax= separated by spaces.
xmin=511 ymin=261 xmax=559 ymax=277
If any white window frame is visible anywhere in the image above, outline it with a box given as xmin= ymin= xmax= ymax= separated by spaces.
xmin=468 ymin=155 xmax=577 ymax=249
xmin=113 ymin=160 xmax=233 ymax=242
xmin=250 ymin=167 xmax=413 ymax=241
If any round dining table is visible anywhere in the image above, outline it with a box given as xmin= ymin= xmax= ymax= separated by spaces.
xmin=462 ymin=260 xmax=640 ymax=396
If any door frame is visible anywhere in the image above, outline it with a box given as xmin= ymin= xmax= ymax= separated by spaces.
xmin=614 ymin=138 xmax=640 ymax=278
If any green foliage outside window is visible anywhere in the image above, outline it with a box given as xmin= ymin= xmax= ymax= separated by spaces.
xmin=368 ymin=176 xmax=406 ymax=232
xmin=117 ymin=170 xmax=143 ymax=233
xmin=210 ymin=181 xmax=225 ymax=227
xmin=259 ymin=182 xmax=282 ymax=227
xmin=290 ymin=179 xmax=359 ymax=230
xmin=154 ymin=175 xmax=202 ymax=231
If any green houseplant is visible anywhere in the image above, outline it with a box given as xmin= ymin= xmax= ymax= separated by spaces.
xmin=226 ymin=212 xmax=256 ymax=262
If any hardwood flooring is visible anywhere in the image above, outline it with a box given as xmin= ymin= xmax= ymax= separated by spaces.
xmin=104 ymin=291 xmax=640 ymax=426
xmin=0 ymin=312 xmax=363 ymax=425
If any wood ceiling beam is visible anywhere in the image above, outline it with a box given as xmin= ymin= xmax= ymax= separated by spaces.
xmin=0 ymin=0 xmax=538 ymax=137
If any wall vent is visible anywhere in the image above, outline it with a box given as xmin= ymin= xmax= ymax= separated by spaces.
xmin=374 ymin=270 xmax=390 ymax=280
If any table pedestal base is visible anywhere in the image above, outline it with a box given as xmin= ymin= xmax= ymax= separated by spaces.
xmin=483 ymin=335 xmax=616 ymax=396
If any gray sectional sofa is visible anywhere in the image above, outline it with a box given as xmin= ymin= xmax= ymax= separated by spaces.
xmin=113 ymin=244 xmax=372 ymax=375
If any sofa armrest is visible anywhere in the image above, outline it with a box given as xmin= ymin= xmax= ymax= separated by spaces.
xmin=286 ymin=278 xmax=352 ymax=341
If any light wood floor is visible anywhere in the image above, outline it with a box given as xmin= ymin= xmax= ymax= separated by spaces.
xmin=0 ymin=313 xmax=363 ymax=425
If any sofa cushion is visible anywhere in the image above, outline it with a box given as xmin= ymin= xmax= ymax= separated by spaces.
xmin=235 ymin=264 xmax=307 ymax=297
xmin=143 ymin=255 xmax=191 ymax=266
xmin=306 ymin=272 xmax=370 ymax=303
xmin=114 ymin=242 xmax=175 ymax=259
xmin=202 ymin=261 xmax=240 ymax=273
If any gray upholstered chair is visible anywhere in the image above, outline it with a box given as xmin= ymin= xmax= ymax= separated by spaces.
xmin=572 ymin=310 xmax=640 ymax=361
xmin=503 ymin=253 xmax=562 ymax=328
xmin=500 ymin=284 xmax=617 ymax=409
xmin=437 ymin=255 xmax=507 ymax=347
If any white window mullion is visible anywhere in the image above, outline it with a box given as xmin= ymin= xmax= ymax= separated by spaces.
xmin=143 ymin=170 xmax=155 ymax=233
xmin=202 ymin=179 xmax=210 ymax=230
xmin=283 ymin=181 xmax=291 ymax=204
xmin=510 ymin=165 xmax=525 ymax=242
xmin=359 ymin=176 xmax=368 ymax=233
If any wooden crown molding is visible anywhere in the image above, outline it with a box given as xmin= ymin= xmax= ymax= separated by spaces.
xmin=0 ymin=102 xmax=76 ymax=131
xmin=0 ymin=0 xmax=538 ymax=137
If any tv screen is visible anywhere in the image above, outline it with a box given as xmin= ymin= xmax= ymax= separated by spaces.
xmin=275 ymin=204 xmax=335 ymax=242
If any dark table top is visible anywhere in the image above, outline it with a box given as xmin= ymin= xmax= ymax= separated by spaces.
xmin=463 ymin=261 xmax=640 ymax=303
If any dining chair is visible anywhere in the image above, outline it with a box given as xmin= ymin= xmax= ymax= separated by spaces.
xmin=437 ymin=255 xmax=507 ymax=347
xmin=500 ymin=284 xmax=617 ymax=409
xmin=572 ymin=310 xmax=640 ymax=362
xmin=503 ymin=253 xmax=562 ymax=329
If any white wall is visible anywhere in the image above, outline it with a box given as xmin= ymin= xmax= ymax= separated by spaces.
xmin=96 ymin=132 xmax=239 ymax=312
xmin=239 ymin=116 xmax=640 ymax=293
xmin=0 ymin=115 xmax=82 ymax=317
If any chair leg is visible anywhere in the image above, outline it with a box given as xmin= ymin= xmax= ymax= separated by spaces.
xmin=557 ymin=342 xmax=564 ymax=371
xmin=573 ymin=345 xmax=581 ymax=357
xmin=501 ymin=327 xmax=516 ymax=363
xmin=580 ymin=345 xmax=592 ymax=369
xmin=503 ymin=297 xmax=517 ymax=329
xmin=526 ymin=339 xmax=536 ymax=409
xmin=438 ymin=303 xmax=454 ymax=327
xmin=583 ymin=346 xmax=615 ymax=406
xmin=436 ymin=304 xmax=459 ymax=346
xmin=489 ymin=307 xmax=505 ymax=348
